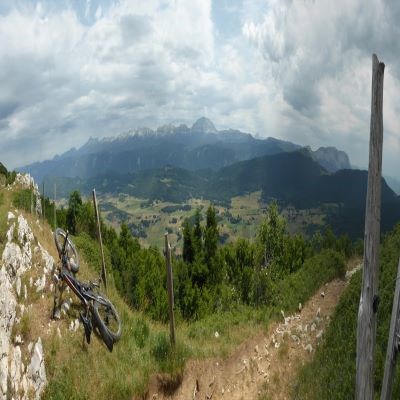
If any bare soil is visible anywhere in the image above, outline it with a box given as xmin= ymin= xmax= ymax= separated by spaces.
xmin=145 ymin=270 xmax=357 ymax=400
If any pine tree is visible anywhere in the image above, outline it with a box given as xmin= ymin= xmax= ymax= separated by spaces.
xmin=66 ymin=190 xmax=82 ymax=235
xmin=182 ymin=219 xmax=194 ymax=264
xmin=204 ymin=205 xmax=218 ymax=264
xmin=193 ymin=208 xmax=203 ymax=255
xmin=257 ymin=201 xmax=286 ymax=268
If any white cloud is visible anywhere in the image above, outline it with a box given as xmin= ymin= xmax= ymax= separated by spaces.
xmin=242 ymin=0 xmax=400 ymax=175
xmin=95 ymin=5 xmax=102 ymax=19
xmin=0 ymin=0 xmax=398 ymax=178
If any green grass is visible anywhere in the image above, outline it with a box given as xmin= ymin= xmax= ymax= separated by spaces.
xmin=41 ymin=234 xmax=346 ymax=400
xmin=1 ymin=183 xmax=348 ymax=400
xmin=0 ymin=190 xmax=10 ymax=254
xmin=41 ymin=232 xmax=269 ymax=400
xmin=272 ymin=249 xmax=345 ymax=314
xmin=293 ymin=223 xmax=400 ymax=399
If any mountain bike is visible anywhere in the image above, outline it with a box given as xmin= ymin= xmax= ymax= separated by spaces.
xmin=52 ymin=228 xmax=121 ymax=352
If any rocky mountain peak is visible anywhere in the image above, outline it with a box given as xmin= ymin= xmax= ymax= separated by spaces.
xmin=313 ymin=146 xmax=351 ymax=173
xmin=191 ymin=117 xmax=217 ymax=134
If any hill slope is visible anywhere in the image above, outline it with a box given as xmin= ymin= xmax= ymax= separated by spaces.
xmin=294 ymin=223 xmax=400 ymax=399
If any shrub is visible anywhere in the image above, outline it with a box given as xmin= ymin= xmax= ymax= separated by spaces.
xmin=151 ymin=332 xmax=170 ymax=364
xmin=12 ymin=189 xmax=34 ymax=212
xmin=294 ymin=223 xmax=400 ymax=399
xmin=133 ymin=317 xmax=150 ymax=348
xmin=271 ymin=249 xmax=345 ymax=313
xmin=150 ymin=332 xmax=188 ymax=376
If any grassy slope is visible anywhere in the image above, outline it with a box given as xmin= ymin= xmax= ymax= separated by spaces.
xmin=42 ymin=243 xmax=345 ymax=400
xmin=294 ymin=223 xmax=400 ymax=399
xmin=0 ymin=185 xmax=346 ymax=400
xmin=41 ymin=232 xmax=270 ymax=400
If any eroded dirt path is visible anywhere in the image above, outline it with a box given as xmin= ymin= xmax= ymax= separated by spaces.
xmin=147 ymin=263 xmax=360 ymax=400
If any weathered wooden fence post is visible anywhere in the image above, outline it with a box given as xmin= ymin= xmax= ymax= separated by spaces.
xmin=92 ymin=188 xmax=107 ymax=290
xmin=164 ymin=233 xmax=175 ymax=346
xmin=381 ymin=258 xmax=400 ymax=399
xmin=356 ymin=54 xmax=385 ymax=400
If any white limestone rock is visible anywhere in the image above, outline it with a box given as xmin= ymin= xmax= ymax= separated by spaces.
xmin=16 ymin=276 xmax=21 ymax=297
xmin=26 ymin=338 xmax=47 ymax=400
xmin=0 ymin=267 xmax=17 ymax=399
xmin=6 ymin=223 xmax=15 ymax=243
xmin=17 ymin=215 xmax=34 ymax=245
xmin=34 ymin=275 xmax=46 ymax=293
xmin=7 ymin=212 xmax=15 ymax=221
xmin=38 ymin=244 xmax=55 ymax=275
xmin=9 ymin=345 xmax=22 ymax=395
xmin=304 ymin=344 xmax=313 ymax=353
xmin=2 ymin=242 xmax=23 ymax=278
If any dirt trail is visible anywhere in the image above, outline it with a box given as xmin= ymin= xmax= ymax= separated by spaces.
xmin=147 ymin=263 xmax=361 ymax=400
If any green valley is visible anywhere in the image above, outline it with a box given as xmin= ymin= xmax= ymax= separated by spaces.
xmin=98 ymin=191 xmax=328 ymax=250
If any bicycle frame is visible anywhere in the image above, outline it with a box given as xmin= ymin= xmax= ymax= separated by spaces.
xmin=59 ymin=231 xmax=104 ymax=307
xmin=53 ymin=229 xmax=120 ymax=351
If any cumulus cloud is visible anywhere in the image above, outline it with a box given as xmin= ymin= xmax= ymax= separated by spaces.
xmin=0 ymin=0 xmax=220 ymax=167
xmin=243 ymin=0 xmax=400 ymax=174
xmin=0 ymin=0 xmax=398 ymax=178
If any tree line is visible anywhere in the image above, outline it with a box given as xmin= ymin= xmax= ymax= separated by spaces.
xmin=13 ymin=187 xmax=358 ymax=322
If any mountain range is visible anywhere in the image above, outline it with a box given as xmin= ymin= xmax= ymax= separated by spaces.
xmin=20 ymin=117 xmax=351 ymax=182
xmin=39 ymin=147 xmax=399 ymax=238
xmin=42 ymin=149 xmax=396 ymax=207
xmin=19 ymin=117 xmax=400 ymax=238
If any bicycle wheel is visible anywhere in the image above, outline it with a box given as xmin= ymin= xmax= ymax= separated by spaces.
xmin=92 ymin=296 xmax=122 ymax=351
xmin=54 ymin=228 xmax=80 ymax=273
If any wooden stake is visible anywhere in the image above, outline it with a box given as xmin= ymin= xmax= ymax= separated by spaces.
xmin=356 ymin=54 xmax=385 ymax=400
xmin=92 ymin=189 xmax=107 ymax=290
xmin=165 ymin=233 xmax=175 ymax=346
xmin=381 ymin=258 xmax=400 ymax=400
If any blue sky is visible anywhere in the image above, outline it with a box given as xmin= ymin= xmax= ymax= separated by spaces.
xmin=0 ymin=0 xmax=399 ymax=177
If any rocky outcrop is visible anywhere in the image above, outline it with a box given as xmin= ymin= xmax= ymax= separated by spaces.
xmin=0 ymin=267 xmax=17 ymax=398
xmin=0 ymin=210 xmax=54 ymax=399
xmin=9 ymin=173 xmax=42 ymax=215
xmin=26 ymin=338 xmax=47 ymax=399
xmin=312 ymin=146 xmax=351 ymax=173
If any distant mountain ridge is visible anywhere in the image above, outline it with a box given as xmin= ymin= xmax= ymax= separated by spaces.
xmin=311 ymin=146 xmax=351 ymax=173
xmin=42 ymin=148 xmax=399 ymax=239
xmin=43 ymin=149 xmax=395 ymax=206
xmin=385 ymin=176 xmax=400 ymax=195
xmin=20 ymin=118 xmax=351 ymax=181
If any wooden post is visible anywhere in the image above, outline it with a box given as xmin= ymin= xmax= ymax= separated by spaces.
xmin=356 ymin=54 xmax=385 ymax=400
xmin=164 ymin=233 xmax=175 ymax=346
xmin=381 ymin=258 xmax=400 ymax=400
xmin=92 ymin=189 xmax=107 ymax=290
